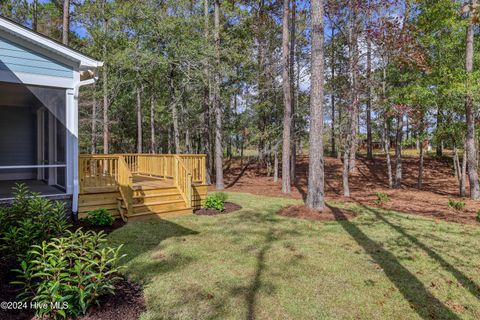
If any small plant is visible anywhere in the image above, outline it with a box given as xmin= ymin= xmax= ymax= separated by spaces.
xmin=476 ymin=211 xmax=480 ymax=222
xmin=13 ymin=229 xmax=125 ymax=319
xmin=86 ymin=208 xmax=115 ymax=226
xmin=373 ymin=192 xmax=390 ymax=205
xmin=448 ymin=198 xmax=465 ymax=211
xmin=204 ymin=192 xmax=228 ymax=211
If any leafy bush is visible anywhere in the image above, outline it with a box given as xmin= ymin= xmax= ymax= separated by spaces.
xmin=204 ymin=192 xmax=228 ymax=211
xmin=477 ymin=211 xmax=480 ymax=222
xmin=86 ymin=208 xmax=115 ymax=226
xmin=0 ymin=184 xmax=70 ymax=260
xmin=373 ymin=192 xmax=390 ymax=205
xmin=13 ymin=229 xmax=125 ymax=319
xmin=448 ymin=199 xmax=465 ymax=211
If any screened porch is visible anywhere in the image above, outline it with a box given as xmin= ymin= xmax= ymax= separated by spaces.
xmin=0 ymin=82 xmax=68 ymax=199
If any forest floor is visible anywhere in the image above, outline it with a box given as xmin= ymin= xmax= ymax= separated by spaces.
xmin=218 ymin=154 xmax=480 ymax=225
xmin=108 ymin=192 xmax=480 ymax=319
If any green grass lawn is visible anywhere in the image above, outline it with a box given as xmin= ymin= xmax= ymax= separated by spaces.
xmin=107 ymin=193 xmax=480 ymax=320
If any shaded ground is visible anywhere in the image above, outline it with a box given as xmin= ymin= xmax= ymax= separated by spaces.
xmin=278 ymin=204 xmax=356 ymax=221
xmin=194 ymin=202 xmax=242 ymax=216
xmin=218 ymin=155 xmax=480 ymax=224
xmin=109 ymin=192 xmax=480 ymax=319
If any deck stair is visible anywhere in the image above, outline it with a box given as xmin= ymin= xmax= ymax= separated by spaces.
xmin=78 ymin=154 xmax=207 ymax=221
xmin=117 ymin=175 xmax=193 ymax=219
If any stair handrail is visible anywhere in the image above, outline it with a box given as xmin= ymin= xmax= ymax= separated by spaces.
xmin=117 ymin=155 xmax=133 ymax=221
xmin=174 ymin=155 xmax=193 ymax=208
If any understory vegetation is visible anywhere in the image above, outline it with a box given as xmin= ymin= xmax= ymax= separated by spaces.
xmin=0 ymin=185 xmax=125 ymax=319
xmin=204 ymin=192 xmax=228 ymax=211
xmin=85 ymin=208 xmax=115 ymax=226
xmin=108 ymin=193 xmax=480 ymax=319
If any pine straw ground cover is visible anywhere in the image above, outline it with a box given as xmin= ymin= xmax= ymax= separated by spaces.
xmin=108 ymin=192 xmax=480 ymax=320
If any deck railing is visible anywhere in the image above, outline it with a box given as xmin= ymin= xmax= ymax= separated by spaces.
xmin=174 ymin=156 xmax=192 ymax=207
xmin=117 ymin=156 xmax=133 ymax=221
xmin=79 ymin=154 xmax=206 ymax=211
xmin=79 ymin=155 xmax=119 ymax=191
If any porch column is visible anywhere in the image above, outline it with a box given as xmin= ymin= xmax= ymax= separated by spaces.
xmin=66 ymin=88 xmax=78 ymax=213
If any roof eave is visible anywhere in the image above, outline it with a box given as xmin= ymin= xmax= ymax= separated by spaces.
xmin=0 ymin=16 xmax=103 ymax=70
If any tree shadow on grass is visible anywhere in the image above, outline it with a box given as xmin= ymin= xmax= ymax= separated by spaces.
xmin=328 ymin=204 xmax=461 ymax=320
xmin=108 ymin=216 xmax=198 ymax=282
xmin=245 ymin=229 xmax=275 ymax=320
xmin=229 ymin=228 xmax=298 ymax=320
xmin=357 ymin=204 xmax=480 ymax=301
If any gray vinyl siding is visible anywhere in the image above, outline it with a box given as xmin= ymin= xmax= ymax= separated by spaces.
xmin=0 ymin=36 xmax=73 ymax=78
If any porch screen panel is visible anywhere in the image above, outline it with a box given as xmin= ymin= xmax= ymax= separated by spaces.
xmin=29 ymin=85 xmax=67 ymax=189
xmin=0 ymin=106 xmax=36 ymax=180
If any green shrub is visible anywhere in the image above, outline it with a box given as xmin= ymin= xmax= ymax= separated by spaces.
xmin=373 ymin=192 xmax=390 ymax=205
xmin=204 ymin=192 xmax=228 ymax=211
xmin=86 ymin=208 xmax=115 ymax=226
xmin=13 ymin=229 xmax=125 ymax=319
xmin=477 ymin=211 xmax=480 ymax=222
xmin=448 ymin=199 xmax=465 ymax=211
xmin=0 ymin=184 xmax=70 ymax=260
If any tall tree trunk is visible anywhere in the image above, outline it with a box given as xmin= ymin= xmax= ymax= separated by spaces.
xmin=436 ymin=106 xmax=443 ymax=156
xmin=281 ymin=0 xmax=292 ymax=193
xmin=136 ymin=84 xmax=143 ymax=154
xmin=455 ymin=146 xmax=467 ymax=197
xmin=343 ymin=2 xmax=359 ymax=196
xmin=465 ymin=1 xmax=480 ymax=199
xmin=214 ymin=0 xmax=224 ymax=189
xmin=394 ymin=114 xmax=403 ymax=188
xmin=418 ymin=128 xmax=424 ymax=190
xmin=274 ymin=143 xmax=279 ymax=183
xmin=168 ymin=125 xmax=173 ymax=154
xmin=203 ymin=0 xmax=212 ymax=184
xmin=150 ymin=94 xmax=156 ymax=153
xmin=290 ymin=0 xmax=296 ymax=184
xmin=330 ymin=25 xmax=336 ymax=156
xmin=102 ymin=8 xmax=109 ymax=154
xmin=305 ymin=0 xmax=325 ymax=209
xmin=91 ymin=84 xmax=97 ymax=154
xmin=62 ymin=0 xmax=69 ymax=45
xmin=32 ymin=0 xmax=38 ymax=31
xmin=384 ymin=117 xmax=393 ymax=188
xmin=186 ymin=129 xmax=192 ymax=153
xmin=169 ymin=67 xmax=180 ymax=154
xmin=366 ymin=9 xmax=373 ymax=160
xmin=461 ymin=149 xmax=467 ymax=197
xmin=348 ymin=4 xmax=359 ymax=172
xmin=382 ymin=66 xmax=393 ymax=188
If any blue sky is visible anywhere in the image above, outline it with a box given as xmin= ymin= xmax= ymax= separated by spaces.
xmin=27 ymin=0 xmax=88 ymax=37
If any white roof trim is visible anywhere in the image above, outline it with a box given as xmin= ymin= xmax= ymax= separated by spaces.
xmin=0 ymin=16 xmax=103 ymax=70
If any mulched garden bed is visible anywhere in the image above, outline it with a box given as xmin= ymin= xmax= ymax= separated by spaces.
xmin=72 ymin=219 xmax=126 ymax=234
xmin=0 ymin=262 xmax=145 ymax=320
xmin=0 ymin=258 xmax=34 ymax=320
xmin=194 ymin=202 xmax=242 ymax=216
xmin=278 ymin=205 xmax=357 ymax=221
xmin=77 ymin=276 xmax=145 ymax=320
xmin=1 ymin=220 xmax=142 ymax=320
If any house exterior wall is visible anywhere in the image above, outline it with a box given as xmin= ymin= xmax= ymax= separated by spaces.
xmin=0 ymin=19 xmax=101 ymax=214
xmin=0 ymin=35 xmax=73 ymax=79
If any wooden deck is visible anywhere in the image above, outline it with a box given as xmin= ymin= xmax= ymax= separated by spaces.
xmin=78 ymin=154 xmax=208 ymax=221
